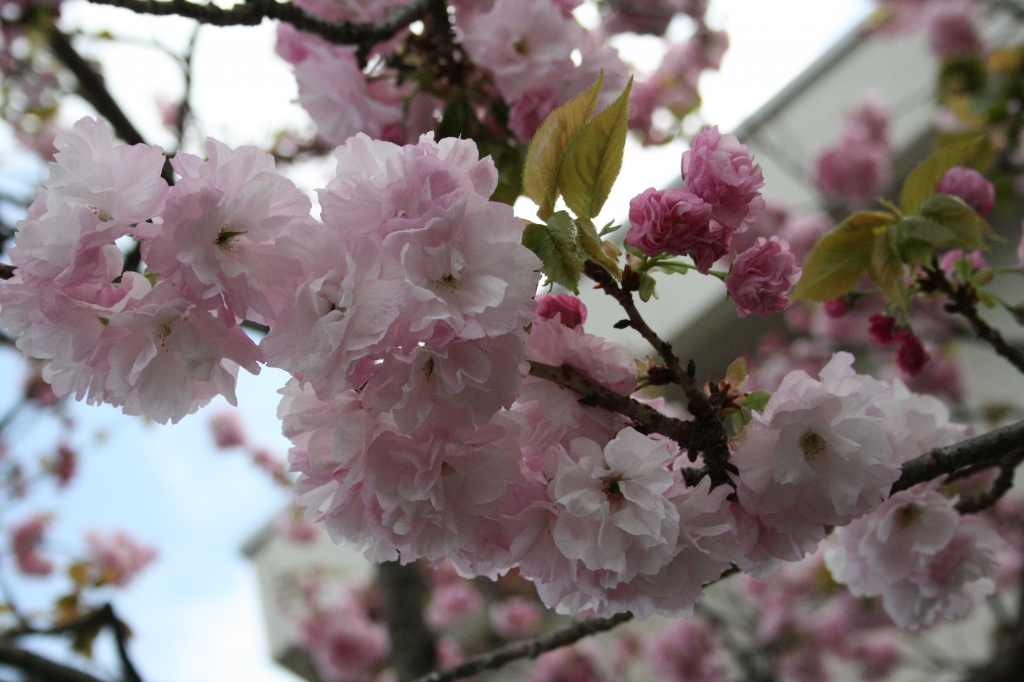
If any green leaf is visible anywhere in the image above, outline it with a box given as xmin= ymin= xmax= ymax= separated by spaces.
xmin=598 ymin=220 xmax=621 ymax=237
xmin=558 ymin=77 xmax=633 ymax=220
xmin=869 ymin=230 xmax=908 ymax=307
xmin=899 ymin=136 xmax=984 ymax=215
xmin=792 ymin=212 xmax=890 ymax=302
xmin=576 ymin=216 xmax=622 ymax=279
xmin=725 ymin=357 xmax=748 ymax=388
xmin=521 ymin=211 xmax=584 ymax=293
xmin=740 ymin=390 xmax=771 ymax=412
xmin=638 ymin=272 xmax=657 ymax=302
xmin=523 ymin=72 xmax=604 ymax=221
xmin=918 ymin=194 xmax=985 ymax=250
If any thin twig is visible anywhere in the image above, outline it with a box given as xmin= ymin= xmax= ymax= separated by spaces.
xmin=83 ymin=0 xmax=441 ymax=63
xmin=583 ymin=262 xmax=733 ymax=483
xmin=921 ymin=267 xmax=1024 ymax=376
xmin=0 ymin=640 xmax=106 ymax=682
xmin=894 ymin=419 xmax=1024 ymax=497
xmin=412 ymin=613 xmax=634 ymax=682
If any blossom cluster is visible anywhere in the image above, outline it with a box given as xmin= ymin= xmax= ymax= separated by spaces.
xmin=0 ymin=117 xmax=1000 ymax=630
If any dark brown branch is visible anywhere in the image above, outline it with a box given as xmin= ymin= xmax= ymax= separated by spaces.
xmin=527 ymin=361 xmax=695 ymax=443
xmin=377 ymin=561 xmax=436 ymax=682
xmin=0 ymin=639 xmax=107 ymax=682
xmin=412 ymin=613 xmax=633 ymax=682
xmin=894 ymin=419 xmax=1024 ymax=497
xmin=527 ymin=361 xmax=709 ymax=485
xmin=955 ymin=452 xmax=1021 ymax=514
xmin=5 ymin=604 xmax=143 ymax=682
xmin=83 ymin=0 xmax=439 ymax=63
xmin=45 ymin=25 xmax=175 ymax=187
xmin=583 ymin=262 xmax=733 ymax=483
xmin=922 ymin=267 xmax=1024 ymax=376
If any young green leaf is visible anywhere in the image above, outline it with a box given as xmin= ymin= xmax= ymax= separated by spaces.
xmin=917 ymin=193 xmax=985 ymax=250
xmin=576 ymin=216 xmax=622 ymax=279
xmin=638 ymin=271 xmax=657 ymax=302
xmin=725 ymin=357 xmax=748 ymax=388
xmin=740 ymin=390 xmax=771 ymax=412
xmin=899 ymin=135 xmax=984 ymax=215
xmin=558 ymin=77 xmax=633 ymax=219
xmin=792 ymin=211 xmax=890 ymax=302
xmin=523 ymin=72 xmax=604 ymax=221
xmin=869 ymin=230 xmax=908 ymax=307
xmin=521 ymin=211 xmax=584 ymax=293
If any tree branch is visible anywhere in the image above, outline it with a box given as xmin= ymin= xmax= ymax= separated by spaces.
xmin=0 ymin=640 xmax=107 ymax=682
xmin=45 ymin=23 xmax=175 ymax=187
xmin=377 ymin=561 xmax=436 ymax=682
xmin=921 ymin=267 xmax=1024 ymax=376
xmin=83 ymin=0 xmax=440 ymax=63
xmin=411 ymin=613 xmax=633 ymax=682
xmin=583 ymin=262 xmax=733 ymax=483
xmin=894 ymin=419 xmax=1024 ymax=499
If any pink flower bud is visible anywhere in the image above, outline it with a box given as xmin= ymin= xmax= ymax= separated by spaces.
xmin=681 ymin=126 xmax=765 ymax=231
xmin=813 ymin=142 xmax=891 ymax=205
xmin=509 ymin=88 xmax=558 ymax=144
xmin=937 ymin=166 xmax=995 ymax=216
xmin=209 ymin=410 xmax=246 ymax=449
xmin=940 ymin=248 xmax=988 ymax=279
xmin=489 ymin=596 xmax=543 ymax=639
xmin=725 ymin=236 xmax=801 ymax=318
xmin=535 ymin=293 xmax=587 ymax=328
xmin=928 ymin=5 xmax=982 ymax=59
xmin=625 ymin=187 xmax=723 ymax=272
xmin=822 ymin=297 xmax=851 ymax=318
xmin=896 ymin=330 xmax=930 ymax=377
xmin=10 ymin=515 xmax=53 ymax=577
xmin=868 ymin=313 xmax=899 ymax=346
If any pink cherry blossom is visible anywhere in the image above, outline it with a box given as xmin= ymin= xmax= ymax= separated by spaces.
xmin=535 ymin=293 xmax=587 ymax=329
xmin=318 ymin=133 xmax=498 ymax=236
xmin=426 ymin=581 xmax=482 ymax=629
xmin=937 ymin=166 xmax=995 ymax=216
xmin=827 ymin=482 xmax=1003 ymax=629
xmin=276 ymin=25 xmax=404 ymax=145
xmin=139 ymin=138 xmax=310 ymax=324
xmin=300 ymin=603 xmax=389 ymax=682
xmin=10 ymin=515 xmax=53 ymax=576
xmin=44 ymin=117 xmax=168 ymax=231
xmin=489 ymin=597 xmax=543 ymax=639
xmin=604 ymin=0 xmax=706 ymax=35
xmin=928 ymin=3 xmax=982 ymax=58
xmin=725 ymin=236 xmax=801 ymax=318
xmin=551 ymin=428 xmax=681 ymax=581
xmin=85 ymin=530 xmax=157 ymax=586
xmin=732 ymin=353 xmax=903 ymax=561
xmin=939 ymin=249 xmax=987 ymax=279
xmin=813 ymin=141 xmax=891 ymax=205
xmin=461 ymin=0 xmax=578 ymax=105
xmin=681 ymin=126 xmax=765 ymax=232
xmin=625 ymin=187 xmax=723 ymax=272
xmin=527 ymin=647 xmax=604 ymax=682
xmin=210 ymin=409 xmax=246 ymax=449
xmin=508 ymin=88 xmax=559 ymax=144
xmin=648 ymin=619 xmax=727 ymax=682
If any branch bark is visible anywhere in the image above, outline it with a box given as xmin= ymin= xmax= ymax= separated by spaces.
xmin=83 ymin=0 xmax=440 ymax=63
xmin=377 ymin=561 xmax=436 ymax=682
xmin=411 ymin=613 xmax=633 ymax=682
xmin=894 ymin=419 xmax=1024 ymax=498
xmin=922 ymin=267 xmax=1024 ymax=376
xmin=0 ymin=640 xmax=107 ymax=682
xmin=584 ymin=262 xmax=733 ymax=483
